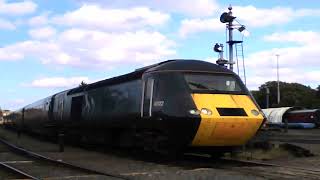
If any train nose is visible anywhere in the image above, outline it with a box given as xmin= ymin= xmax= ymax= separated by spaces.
xmin=190 ymin=94 xmax=264 ymax=146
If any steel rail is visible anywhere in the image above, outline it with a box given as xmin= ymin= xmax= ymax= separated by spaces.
xmin=221 ymin=158 xmax=320 ymax=173
xmin=185 ymin=153 xmax=320 ymax=174
xmin=0 ymin=161 xmax=40 ymax=180
xmin=0 ymin=138 xmax=129 ymax=180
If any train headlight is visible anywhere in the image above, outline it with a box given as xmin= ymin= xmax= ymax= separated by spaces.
xmin=189 ymin=109 xmax=201 ymax=115
xmin=251 ymin=109 xmax=259 ymax=116
xmin=201 ymin=108 xmax=212 ymax=115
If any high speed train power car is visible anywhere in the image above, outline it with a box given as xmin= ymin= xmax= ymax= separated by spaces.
xmin=5 ymin=60 xmax=265 ymax=155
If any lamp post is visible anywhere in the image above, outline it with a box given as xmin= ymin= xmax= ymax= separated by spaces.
xmin=276 ymin=54 xmax=280 ymax=105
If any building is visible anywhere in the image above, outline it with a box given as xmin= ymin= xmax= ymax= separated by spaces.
xmin=262 ymin=107 xmax=319 ymax=129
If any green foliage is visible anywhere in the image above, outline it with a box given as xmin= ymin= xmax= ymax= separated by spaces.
xmin=317 ymin=85 xmax=320 ymax=98
xmin=251 ymin=81 xmax=320 ymax=109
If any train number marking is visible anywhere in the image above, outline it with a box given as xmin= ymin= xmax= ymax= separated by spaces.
xmin=154 ymin=101 xmax=164 ymax=107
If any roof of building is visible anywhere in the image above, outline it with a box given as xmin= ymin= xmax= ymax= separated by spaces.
xmin=262 ymin=107 xmax=300 ymax=124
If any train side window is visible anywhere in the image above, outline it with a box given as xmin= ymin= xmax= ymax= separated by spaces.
xmin=142 ymin=78 xmax=154 ymax=117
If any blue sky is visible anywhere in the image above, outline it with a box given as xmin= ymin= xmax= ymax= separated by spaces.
xmin=0 ymin=0 xmax=320 ymax=110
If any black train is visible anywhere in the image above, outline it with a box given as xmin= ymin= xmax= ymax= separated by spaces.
xmin=5 ymin=60 xmax=265 ymax=154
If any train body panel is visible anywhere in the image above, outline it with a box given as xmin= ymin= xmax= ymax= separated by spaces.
xmin=83 ymin=79 xmax=142 ymax=126
xmin=22 ymin=97 xmax=51 ymax=133
xmin=141 ymin=71 xmax=201 ymax=149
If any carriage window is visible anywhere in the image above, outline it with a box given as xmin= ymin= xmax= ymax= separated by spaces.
xmin=184 ymin=73 xmax=244 ymax=92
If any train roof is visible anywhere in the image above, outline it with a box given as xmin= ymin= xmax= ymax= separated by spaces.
xmin=146 ymin=59 xmax=233 ymax=73
xmin=68 ymin=59 xmax=233 ymax=95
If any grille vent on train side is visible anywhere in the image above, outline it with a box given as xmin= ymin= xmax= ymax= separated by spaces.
xmin=216 ymin=108 xmax=247 ymax=116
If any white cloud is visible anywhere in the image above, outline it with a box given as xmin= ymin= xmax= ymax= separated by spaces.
xmin=29 ymin=76 xmax=90 ymax=88
xmin=5 ymin=99 xmax=26 ymax=110
xmin=52 ymin=5 xmax=170 ymax=31
xmin=244 ymin=31 xmax=320 ymax=90
xmin=246 ymin=68 xmax=320 ymax=90
xmin=178 ymin=6 xmax=320 ymax=37
xmin=179 ymin=18 xmax=224 ymax=37
xmin=146 ymin=0 xmax=219 ymax=17
xmin=0 ymin=51 xmax=22 ymax=60
xmin=76 ymin=0 xmax=219 ymax=17
xmin=0 ymin=29 xmax=176 ymax=68
xmin=0 ymin=18 xmax=15 ymax=30
xmin=0 ymin=4 xmax=177 ymax=69
xmin=56 ymin=29 xmax=176 ymax=67
xmin=28 ymin=26 xmax=57 ymax=39
xmin=233 ymin=6 xmax=320 ymax=28
xmin=263 ymin=31 xmax=320 ymax=45
xmin=0 ymin=40 xmax=57 ymax=61
xmin=0 ymin=0 xmax=37 ymax=15
xmin=0 ymin=3 xmax=177 ymax=68
xmin=28 ymin=13 xmax=49 ymax=26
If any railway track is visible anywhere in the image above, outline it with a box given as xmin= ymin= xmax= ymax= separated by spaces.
xmin=72 ymin=145 xmax=320 ymax=179
xmin=0 ymin=138 xmax=128 ymax=180
xmin=1 ymin=126 xmax=320 ymax=179
xmin=179 ymin=154 xmax=320 ymax=179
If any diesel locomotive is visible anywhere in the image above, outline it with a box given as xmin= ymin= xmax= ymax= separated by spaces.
xmin=5 ymin=60 xmax=265 ymax=154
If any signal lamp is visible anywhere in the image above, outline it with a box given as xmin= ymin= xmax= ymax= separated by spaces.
xmin=220 ymin=12 xmax=236 ymax=23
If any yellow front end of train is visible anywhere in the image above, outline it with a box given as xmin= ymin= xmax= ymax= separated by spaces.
xmin=191 ymin=94 xmax=264 ymax=146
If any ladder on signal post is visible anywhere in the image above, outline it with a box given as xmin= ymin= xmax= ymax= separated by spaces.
xmin=234 ymin=41 xmax=247 ymax=85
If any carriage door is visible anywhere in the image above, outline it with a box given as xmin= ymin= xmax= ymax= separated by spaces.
xmin=71 ymin=96 xmax=84 ymax=121
xmin=142 ymin=78 xmax=154 ymax=117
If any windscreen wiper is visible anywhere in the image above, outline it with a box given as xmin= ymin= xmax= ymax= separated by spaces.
xmin=188 ymin=82 xmax=211 ymax=90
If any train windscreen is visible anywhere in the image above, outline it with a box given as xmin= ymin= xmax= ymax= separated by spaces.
xmin=184 ymin=73 xmax=245 ymax=93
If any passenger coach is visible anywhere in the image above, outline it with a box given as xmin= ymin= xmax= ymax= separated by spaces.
xmin=5 ymin=60 xmax=265 ymax=155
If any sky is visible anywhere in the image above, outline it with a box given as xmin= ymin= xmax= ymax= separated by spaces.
xmin=0 ymin=0 xmax=320 ymax=110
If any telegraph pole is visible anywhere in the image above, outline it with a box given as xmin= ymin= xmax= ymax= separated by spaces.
xmin=276 ymin=54 xmax=280 ymax=104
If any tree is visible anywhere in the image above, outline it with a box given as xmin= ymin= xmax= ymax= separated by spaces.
xmin=0 ymin=106 xmax=2 ymax=120
xmin=251 ymin=81 xmax=320 ymax=109
xmin=317 ymin=85 xmax=320 ymax=98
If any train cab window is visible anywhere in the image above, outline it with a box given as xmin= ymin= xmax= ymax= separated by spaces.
xmin=184 ymin=73 xmax=244 ymax=93
xmin=142 ymin=78 xmax=154 ymax=117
